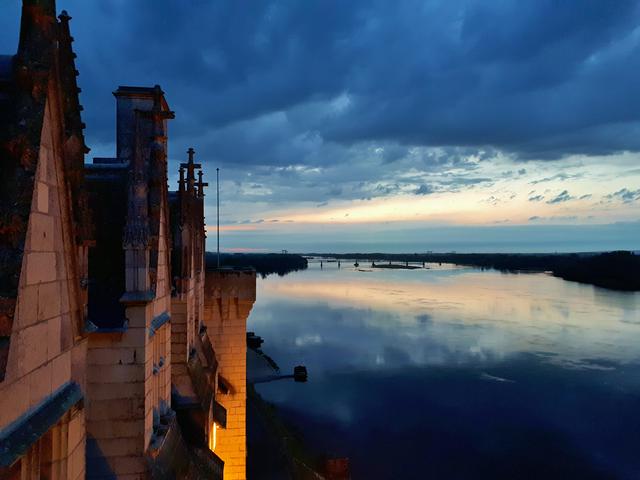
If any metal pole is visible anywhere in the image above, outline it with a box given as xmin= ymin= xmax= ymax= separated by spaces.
xmin=216 ymin=167 xmax=220 ymax=269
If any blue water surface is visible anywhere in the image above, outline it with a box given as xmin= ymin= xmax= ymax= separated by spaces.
xmin=248 ymin=261 xmax=640 ymax=479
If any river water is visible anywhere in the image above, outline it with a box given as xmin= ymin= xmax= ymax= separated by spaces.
xmin=248 ymin=261 xmax=640 ymax=479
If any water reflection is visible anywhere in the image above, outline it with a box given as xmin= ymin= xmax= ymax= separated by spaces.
xmin=256 ymin=264 xmax=640 ymax=369
xmin=249 ymin=264 xmax=640 ymax=479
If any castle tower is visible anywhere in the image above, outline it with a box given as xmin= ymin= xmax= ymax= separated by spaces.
xmin=84 ymin=86 xmax=175 ymax=479
xmin=203 ymin=270 xmax=256 ymax=480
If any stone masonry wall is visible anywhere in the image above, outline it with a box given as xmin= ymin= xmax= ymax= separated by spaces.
xmin=86 ymin=203 xmax=172 ymax=479
xmin=0 ymin=82 xmax=87 ymax=479
xmin=171 ymin=277 xmax=196 ymax=400
xmin=203 ymin=270 xmax=256 ymax=480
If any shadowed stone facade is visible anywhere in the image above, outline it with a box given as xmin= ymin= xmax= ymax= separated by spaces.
xmin=84 ymin=85 xmax=177 ymax=479
xmin=0 ymin=1 xmax=256 ymax=479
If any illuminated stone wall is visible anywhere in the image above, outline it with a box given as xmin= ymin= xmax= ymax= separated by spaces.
xmin=0 ymin=82 xmax=88 ymax=479
xmin=86 ymin=207 xmax=173 ymax=478
xmin=203 ymin=270 xmax=256 ymax=480
xmin=171 ymin=272 xmax=199 ymax=402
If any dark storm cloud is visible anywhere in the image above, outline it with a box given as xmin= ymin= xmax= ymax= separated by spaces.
xmin=2 ymin=0 xmax=638 ymax=211
xmin=3 ymin=0 xmax=634 ymax=161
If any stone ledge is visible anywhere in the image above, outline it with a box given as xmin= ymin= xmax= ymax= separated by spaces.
xmin=0 ymin=381 xmax=83 ymax=467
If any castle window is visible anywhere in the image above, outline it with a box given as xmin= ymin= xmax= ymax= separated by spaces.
xmin=208 ymin=422 xmax=218 ymax=452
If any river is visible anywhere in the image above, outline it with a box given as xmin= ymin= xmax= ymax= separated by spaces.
xmin=248 ymin=260 xmax=640 ymax=479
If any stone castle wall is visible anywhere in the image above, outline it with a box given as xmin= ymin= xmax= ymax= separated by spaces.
xmin=203 ymin=270 xmax=256 ymax=480
xmin=1 ymin=5 xmax=257 ymax=478
xmin=0 ymin=80 xmax=87 ymax=479
xmin=85 ymin=204 xmax=172 ymax=479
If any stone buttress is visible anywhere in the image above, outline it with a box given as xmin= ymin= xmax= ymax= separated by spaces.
xmin=203 ymin=270 xmax=256 ymax=480
xmin=0 ymin=1 xmax=92 ymax=478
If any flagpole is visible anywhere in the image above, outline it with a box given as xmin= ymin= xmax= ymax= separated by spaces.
xmin=216 ymin=167 xmax=220 ymax=269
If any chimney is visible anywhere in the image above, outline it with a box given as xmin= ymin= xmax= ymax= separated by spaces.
xmin=113 ymin=86 xmax=156 ymax=163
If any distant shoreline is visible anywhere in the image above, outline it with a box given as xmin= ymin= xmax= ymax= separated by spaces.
xmin=204 ymin=251 xmax=640 ymax=291
xmin=307 ymin=251 xmax=640 ymax=292
xmin=205 ymin=252 xmax=308 ymax=278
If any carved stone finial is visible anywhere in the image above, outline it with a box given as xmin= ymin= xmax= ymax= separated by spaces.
xmin=180 ymin=148 xmax=201 ymax=194
xmin=197 ymin=170 xmax=209 ymax=198
xmin=179 ymin=166 xmax=185 ymax=192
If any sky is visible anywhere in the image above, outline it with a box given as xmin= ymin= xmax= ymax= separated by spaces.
xmin=2 ymin=0 xmax=640 ymax=252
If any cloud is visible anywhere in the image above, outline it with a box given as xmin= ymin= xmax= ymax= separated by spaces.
xmin=528 ymin=194 xmax=545 ymax=202
xmin=3 ymin=0 xmax=639 ymax=241
xmin=528 ymin=215 xmax=579 ymax=222
xmin=546 ymin=190 xmax=575 ymax=204
xmin=482 ymin=195 xmax=501 ymax=206
xmin=604 ymin=188 xmax=640 ymax=203
xmin=6 ymin=0 xmax=634 ymax=167
xmin=529 ymin=173 xmax=582 ymax=185
xmin=415 ymin=184 xmax=435 ymax=195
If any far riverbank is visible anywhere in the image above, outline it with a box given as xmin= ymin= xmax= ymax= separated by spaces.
xmin=308 ymin=251 xmax=640 ymax=291
xmin=205 ymin=252 xmax=308 ymax=278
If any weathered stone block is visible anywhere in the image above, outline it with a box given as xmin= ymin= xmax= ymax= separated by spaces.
xmin=47 ymin=315 xmax=62 ymax=360
xmin=36 ymin=181 xmax=49 ymax=214
xmin=86 ymin=437 xmax=142 ymax=458
xmin=60 ymin=313 xmax=74 ymax=351
xmin=125 ymin=306 xmax=148 ymax=330
xmin=21 ymin=321 xmax=49 ymax=373
xmin=68 ymin=441 xmax=85 ymax=480
xmin=87 ymin=381 xmax=144 ymax=400
xmin=87 ymin=419 xmax=144 ymax=439
xmin=100 ymin=327 xmax=147 ymax=348
xmin=71 ymin=340 xmax=88 ymax=387
xmin=0 ymin=376 xmax=30 ymax=430
xmin=29 ymin=212 xmax=55 ymax=252
xmin=87 ymin=347 xmax=135 ymax=366
xmin=88 ymin=332 xmax=127 ymax=349
xmin=25 ymin=252 xmax=57 ymax=284
xmin=51 ymin=349 xmax=71 ymax=390
xmin=171 ymin=301 xmax=187 ymax=315
xmin=28 ymin=362 xmax=53 ymax=408
xmin=88 ymin=398 xmax=145 ymax=421
xmin=87 ymin=363 xmax=144 ymax=383
xmin=17 ymin=284 xmax=39 ymax=328
xmin=68 ymin=410 xmax=85 ymax=451
xmin=111 ymin=455 xmax=147 ymax=474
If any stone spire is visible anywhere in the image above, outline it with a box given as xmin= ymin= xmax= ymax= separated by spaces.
xmin=178 ymin=165 xmax=185 ymax=192
xmin=180 ymin=147 xmax=201 ymax=195
xmin=18 ymin=0 xmax=57 ymax=63
xmin=196 ymin=169 xmax=209 ymax=198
